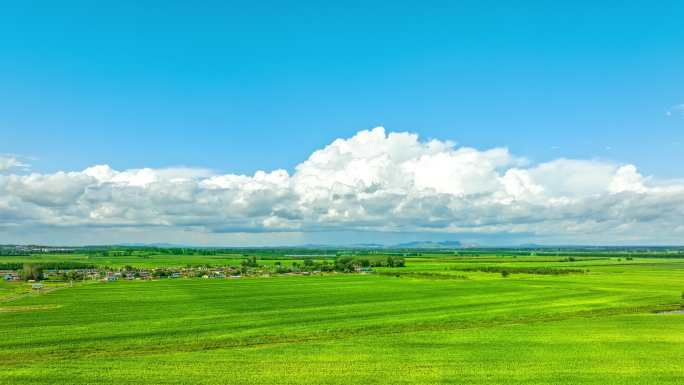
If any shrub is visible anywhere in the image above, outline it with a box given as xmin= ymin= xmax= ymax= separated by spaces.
xmin=501 ymin=270 xmax=510 ymax=278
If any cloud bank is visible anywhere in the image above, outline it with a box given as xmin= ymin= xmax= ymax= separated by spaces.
xmin=2 ymin=127 xmax=684 ymax=244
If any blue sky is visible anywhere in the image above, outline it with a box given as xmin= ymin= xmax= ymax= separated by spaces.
xmin=1 ymin=1 xmax=684 ymax=245
xmin=3 ymin=0 xmax=683 ymax=176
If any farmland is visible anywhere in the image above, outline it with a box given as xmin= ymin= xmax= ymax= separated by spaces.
xmin=1 ymin=249 xmax=684 ymax=384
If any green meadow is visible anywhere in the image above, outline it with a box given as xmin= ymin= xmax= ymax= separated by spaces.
xmin=1 ymin=253 xmax=683 ymax=384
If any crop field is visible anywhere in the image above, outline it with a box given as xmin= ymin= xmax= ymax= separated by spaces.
xmin=1 ymin=252 xmax=684 ymax=384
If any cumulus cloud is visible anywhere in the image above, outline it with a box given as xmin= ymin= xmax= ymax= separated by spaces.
xmin=2 ymin=127 xmax=684 ymax=243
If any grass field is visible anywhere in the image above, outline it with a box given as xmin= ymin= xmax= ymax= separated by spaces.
xmin=1 ymin=254 xmax=683 ymax=384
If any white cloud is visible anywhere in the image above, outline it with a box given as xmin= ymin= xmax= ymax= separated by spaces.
xmin=2 ymin=127 xmax=684 ymax=244
xmin=666 ymin=104 xmax=684 ymax=116
xmin=0 ymin=155 xmax=28 ymax=172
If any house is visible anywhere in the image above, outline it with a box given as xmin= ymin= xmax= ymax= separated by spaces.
xmin=1 ymin=270 xmax=19 ymax=281
xmin=86 ymin=272 xmax=100 ymax=280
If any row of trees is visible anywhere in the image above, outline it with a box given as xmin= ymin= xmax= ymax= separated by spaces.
xmin=268 ymin=256 xmax=405 ymax=274
xmin=450 ymin=266 xmax=585 ymax=275
xmin=13 ymin=263 xmax=99 ymax=281
xmin=15 ymin=263 xmax=87 ymax=281
xmin=334 ymin=256 xmax=405 ymax=272
xmin=0 ymin=249 xmax=29 ymax=256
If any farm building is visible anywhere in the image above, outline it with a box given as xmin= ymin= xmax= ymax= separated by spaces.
xmin=1 ymin=270 xmax=19 ymax=281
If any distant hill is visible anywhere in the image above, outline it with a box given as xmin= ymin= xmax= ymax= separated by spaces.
xmin=349 ymin=243 xmax=385 ymax=248
xmin=392 ymin=240 xmax=462 ymax=249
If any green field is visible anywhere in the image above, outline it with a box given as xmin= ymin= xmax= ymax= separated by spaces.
xmin=1 ymin=253 xmax=683 ymax=384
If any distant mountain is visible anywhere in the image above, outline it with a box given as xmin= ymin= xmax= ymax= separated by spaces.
xmin=392 ymin=240 xmax=462 ymax=249
xmin=349 ymin=243 xmax=385 ymax=248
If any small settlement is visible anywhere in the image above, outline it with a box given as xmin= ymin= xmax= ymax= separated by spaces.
xmin=1 ymin=255 xmax=403 ymax=283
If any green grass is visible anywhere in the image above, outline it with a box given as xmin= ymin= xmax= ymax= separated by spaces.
xmin=0 ymin=252 xmax=250 ymax=268
xmin=0 ymin=252 xmax=343 ymax=269
xmin=1 ymin=256 xmax=683 ymax=384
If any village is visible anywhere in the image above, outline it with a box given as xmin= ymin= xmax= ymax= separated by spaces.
xmin=1 ymin=255 xmax=404 ymax=284
xmin=0 ymin=265 xmax=320 ymax=283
